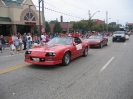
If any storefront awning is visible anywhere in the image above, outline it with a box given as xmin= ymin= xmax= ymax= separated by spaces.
xmin=0 ymin=17 xmax=12 ymax=22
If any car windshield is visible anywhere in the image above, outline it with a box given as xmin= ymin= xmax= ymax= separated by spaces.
xmin=89 ymin=36 xmax=101 ymax=39
xmin=114 ymin=31 xmax=124 ymax=34
xmin=47 ymin=37 xmax=73 ymax=45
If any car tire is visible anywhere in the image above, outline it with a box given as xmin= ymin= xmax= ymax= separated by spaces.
xmin=83 ymin=47 xmax=88 ymax=57
xmin=112 ymin=39 xmax=115 ymax=42
xmin=100 ymin=43 xmax=103 ymax=48
xmin=62 ymin=52 xmax=70 ymax=66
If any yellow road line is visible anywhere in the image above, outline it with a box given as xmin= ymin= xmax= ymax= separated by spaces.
xmin=0 ymin=63 xmax=30 ymax=75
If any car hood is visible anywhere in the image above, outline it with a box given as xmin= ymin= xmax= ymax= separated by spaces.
xmin=29 ymin=44 xmax=71 ymax=52
xmin=88 ymin=39 xmax=101 ymax=43
xmin=113 ymin=34 xmax=125 ymax=37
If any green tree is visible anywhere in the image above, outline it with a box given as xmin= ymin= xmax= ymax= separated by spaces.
xmin=53 ymin=22 xmax=62 ymax=33
xmin=73 ymin=22 xmax=79 ymax=31
xmin=45 ymin=21 xmax=50 ymax=33
xmin=73 ymin=21 xmax=90 ymax=31
xmin=49 ymin=20 xmax=58 ymax=24
xmin=88 ymin=20 xmax=94 ymax=31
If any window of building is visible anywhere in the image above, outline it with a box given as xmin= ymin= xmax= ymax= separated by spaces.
xmin=24 ymin=12 xmax=36 ymax=21
xmin=0 ymin=25 xmax=11 ymax=36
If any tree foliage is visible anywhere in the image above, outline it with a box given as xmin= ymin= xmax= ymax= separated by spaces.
xmin=53 ymin=21 xmax=62 ymax=33
xmin=49 ymin=20 xmax=58 ymax=24
xmin=72 ymin=20 xmax=121 ymax=32
xmin=45 ymin=21 xmax=50 ymax=33
xmin=73 ymin=20 xmax=94 ymax=32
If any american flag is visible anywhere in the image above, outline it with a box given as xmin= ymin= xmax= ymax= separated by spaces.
xmin=41 ymin=26 xmax=45 ymax=33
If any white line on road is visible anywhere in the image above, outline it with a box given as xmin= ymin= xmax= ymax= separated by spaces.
xmin=0 ymin=53 xmax=23 ymax=58
xmin=100 ymin=57 xmax=114 ymax=73
xmin=124 ymin=43 xmax=126 ymax=45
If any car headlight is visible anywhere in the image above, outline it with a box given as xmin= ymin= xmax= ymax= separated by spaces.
xmin=25 ymin=51 xmax=32 ymax=54
xmin=45 ymin=51 xmax=56 ymax=56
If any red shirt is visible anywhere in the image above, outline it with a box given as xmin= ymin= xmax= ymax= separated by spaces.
xmin=9 ymin=37 xmax=13 ymax=45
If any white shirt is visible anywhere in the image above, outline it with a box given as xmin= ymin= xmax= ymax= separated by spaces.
xmin=27 ymin=36 xmax=32 ymax=41
xmin=41 ymin=35 xmax=46 ymax=42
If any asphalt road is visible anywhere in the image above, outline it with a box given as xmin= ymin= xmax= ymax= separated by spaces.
xmin=0 ymin=36 xmax=133 ymax=99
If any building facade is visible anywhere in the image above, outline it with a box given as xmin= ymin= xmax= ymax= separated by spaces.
xmin=49 ymin=22 xmax=74 ymax=33
xmin=0 ymin=0 xmax=42 ymax=36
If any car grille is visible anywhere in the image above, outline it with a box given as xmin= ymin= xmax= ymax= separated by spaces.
xmin=116 ymin=36 xmax=121 ymax=38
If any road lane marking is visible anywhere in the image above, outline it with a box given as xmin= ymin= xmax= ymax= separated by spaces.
xmin=0 ymin=53 xmax=24 ymax=58
xmin=124 ymin=43 xmax=126 ymax=45
xmin=0 ymin=63 xmax=30 ymax=75
xmin=100 ymin=57 xmax=114 ymax=73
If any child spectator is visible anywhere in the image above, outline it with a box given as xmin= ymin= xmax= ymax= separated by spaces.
xmin=39 ymin=38 xmax=44 ymax=46
xmin=27 ymin=37 xmax=32 ymax=50
xmin=33 ymin=36 xmax=40 ymax=46
xmin=18 ymin=36 xmax=23 ymax=53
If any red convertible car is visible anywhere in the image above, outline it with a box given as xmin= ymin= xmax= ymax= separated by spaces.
xmin=25 ymin=36 xmax=90 ymax=66
xmin=85 ymin=35 xmax=108 ymax=48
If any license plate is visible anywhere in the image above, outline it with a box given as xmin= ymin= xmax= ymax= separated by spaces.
xmin=33 ymin=58 xmax=39 ymax=62
xmin=117 ymin=38 xmax=120 ymax=40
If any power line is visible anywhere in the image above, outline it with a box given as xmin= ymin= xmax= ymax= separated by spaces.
xmin=60 ymin=0 xmax=87 ymax=12
xmin=44 ymin=1 xmax=86 ymax=18
xmin=44 ymin=7 xmax=84 ymax=19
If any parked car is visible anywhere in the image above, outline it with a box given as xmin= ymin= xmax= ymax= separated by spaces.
xmin=25 ymin=36 xmax=90 ymax=66
xmin=85 ymin=35 xmax=108 ymax=48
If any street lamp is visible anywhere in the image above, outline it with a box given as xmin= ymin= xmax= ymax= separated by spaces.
xmin=88 ymin=10 xmax=100 ymax=31
xmin=106 ymin=18 xmax=111 ymax=32
xmin=89 ymin=11 xmax=100 ymax=20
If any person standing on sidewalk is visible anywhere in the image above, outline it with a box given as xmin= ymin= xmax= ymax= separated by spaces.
xmin=0 ymin=35 xmax=6 ymax=51
xmin=22 ymin=33 xmax=27 ymax=50
xmin=0 ymin=39 xmax=2 ymax=53
xmin=9 ymin=34 xmax=15 ymax=55
xmin=18 ymin=35 xmax=23 ymax=53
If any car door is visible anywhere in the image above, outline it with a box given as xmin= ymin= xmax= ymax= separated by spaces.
xmin=74 ymin=37 xmax=83 ymax=55
xmin=70 ymin=37 xmax=79 ymax=59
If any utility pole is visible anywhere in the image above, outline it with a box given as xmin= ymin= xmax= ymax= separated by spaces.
xmin=88 ymin=10 xmax=91 ymax=31
xmin=88 ymin=10 xmax=100 ymax=32
xmin=42 ymin=0 xmax=45 ymax=32
xmin=106 ymin=11 xmax=108 ymax=32
xmin=103 ymin=19 xmax=105 ymax=31
xmin=88 ymin=10 xmax=91 ymax=20
xmin=39 ymin=0 xmax=41 ymax=37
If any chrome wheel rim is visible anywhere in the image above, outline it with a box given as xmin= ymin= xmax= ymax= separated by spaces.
xmin=85 ymin=48 xmax=88 ymax=55
xmin=101 ymin=43 xmax=102 ymax=48
xmin=65 ymin=54 xmax=70 ymax=64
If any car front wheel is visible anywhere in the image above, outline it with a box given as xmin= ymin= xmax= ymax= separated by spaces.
xmin=100 ymin=43 xmax=103 ymax=48
xmin=83 ymin=47 xmax=88 ymax=57
xmin=62 ymin=52 xmax=70 ymax=66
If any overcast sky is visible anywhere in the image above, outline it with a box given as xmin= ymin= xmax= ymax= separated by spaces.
xmin=32 ymin=0 xmax=133 ymax=25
